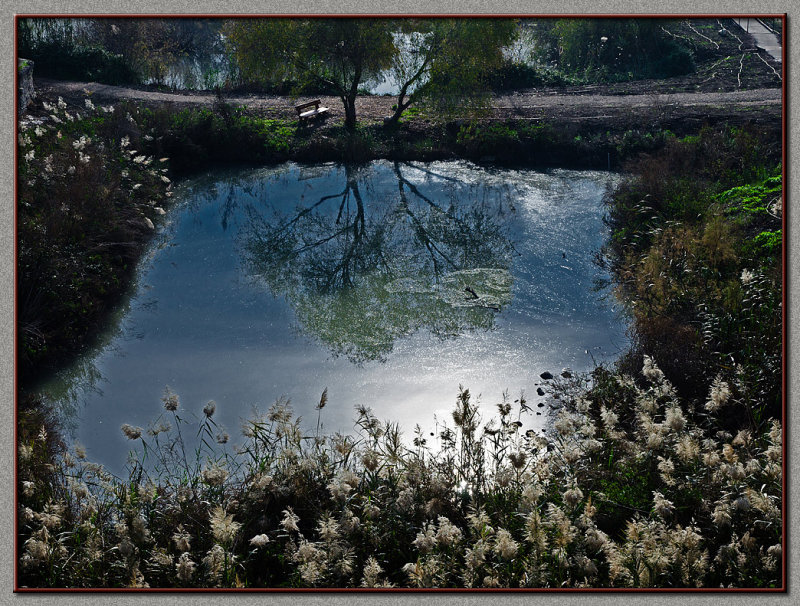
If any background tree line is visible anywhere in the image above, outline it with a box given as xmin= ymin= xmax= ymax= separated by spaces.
xmin=18 ymin=18 xmax=224 ymax=86
xmin=19 ymin=17 xmax=698 ymax=129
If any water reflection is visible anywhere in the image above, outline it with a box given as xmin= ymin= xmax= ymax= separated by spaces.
xmin=27 ymin=232 xmax=174 ymax=428
xmin=29 ymin=161 xmax=626 ymax=474
xmin=241 ymin=162 xmax=516 ymax=363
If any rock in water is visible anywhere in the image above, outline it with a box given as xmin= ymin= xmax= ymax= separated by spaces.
xmin=561 ymin=368 xmax=572 ymax=378
xmin=536 ymin=387 xmax=545 ymax=396
xmin=539 ymin=371 xmax=553 ymax=380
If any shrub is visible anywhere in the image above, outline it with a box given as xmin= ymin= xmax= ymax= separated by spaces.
xmin=456 ymin=122 xmax=520 ymax=157
xmin=23 ymin=39 xmax=140 ymax=85
xmin=18 ymin=20 xmax=141 ymax=85
xmin=545 ymin=19 xmax=696 ymax=82
xmin=487 ymin=59 xmax=572 ymax=91
xmin=750 ymin=230 xmax=781 ymax=257
xmin=17 ymin=97 xmax=171 ymax=382
xmin=603 ymin=126 xmax=782 ymax=413
xmin=141 ymin=105 xmax=297 ymax=173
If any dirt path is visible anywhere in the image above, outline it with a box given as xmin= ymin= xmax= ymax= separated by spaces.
xmin=35 ymin=78 xmax=782 ymax=129
xmin=732 ymin=18 xmax=782 ymax=63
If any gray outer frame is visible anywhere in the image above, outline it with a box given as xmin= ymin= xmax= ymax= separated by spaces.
xmin=1 ymin=1 xmax=795 ymax=603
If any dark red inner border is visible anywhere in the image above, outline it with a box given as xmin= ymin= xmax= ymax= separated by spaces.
xmin=12 ymin=13 xmax=788 ymax=594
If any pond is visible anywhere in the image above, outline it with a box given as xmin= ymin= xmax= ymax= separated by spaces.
xmin=34 ymin=160 xmax=627 ymax=475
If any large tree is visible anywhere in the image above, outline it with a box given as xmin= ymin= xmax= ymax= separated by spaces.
xmin=385 ymin=19 xmax=518 ymax=125
xmin=224 ymin=18 xmax=395 ymax=130
xmin=224 ymin=18 xmax=519 ymax=129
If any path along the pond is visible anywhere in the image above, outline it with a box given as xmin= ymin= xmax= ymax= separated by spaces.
xmin=35 ymin=78 xmax=781 ymax=129
xmin=733 ymin=18 xmax=783 ymax=63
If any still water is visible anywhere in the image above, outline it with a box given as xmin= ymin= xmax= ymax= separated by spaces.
xmin=36 ymin=161 xmax=627 ymax=475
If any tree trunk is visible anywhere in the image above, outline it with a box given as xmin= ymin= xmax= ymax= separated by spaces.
xmin=386 ymin=70 xmax=423 ymax=126
xmin=344 ymin=63 xmax=363 ymax=131
xmin=344 ymin=96 xmax=357 ymax=131
xmin=386 ymin=46 xmax=434 ymax=127
xmin=387 ymin=97 xmax=412 ymax=126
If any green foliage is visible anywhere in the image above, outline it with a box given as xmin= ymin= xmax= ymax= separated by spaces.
xmin=92 ymin=18 xmax=225 ymax=86
xmin=398 ymin=106 xmax=423 ymax=120
xmin=457 ymin=122 xmax=519 ymax=154
xmin=20 ymin=37 xmax=139 ymax=85
xmin=487 ymin=59 xmax=572 ymax=91
xmin=604 ymin=125 xmax=782 ymax=417
xmin=393 ymin=19 xmax=517 ymax=120
xmin=533 ymin=18 xmax=695 ymax=82
xmin=750 ymin=230 xmax=782 ymax=256
xmin=595 ymin=456 xmax=655 ymax=534
xmin=717 ymin=176 xmax=782 ymax=217
xmin=454 ymin=120 xmax=561 ymax=161
xmin=607 ymin=127 xmax=779 ymax=261
xmin=226 ymin=18 xmax=515 ymax=127
xmin=18 ymin=17 xmax=226 ymax=87
xmin=140 ymin=104 xmax=297 ymax=172
xmin=241 ymin=116 xmax=295 ymax=153
xmin=615 ymin=129 xmax=675 ymax=159
xmin=224 ymin=19 xmax=395 ymax=130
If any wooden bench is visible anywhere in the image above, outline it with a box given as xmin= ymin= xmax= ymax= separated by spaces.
xmin=295 ymin=99 xmax=330 ymax=124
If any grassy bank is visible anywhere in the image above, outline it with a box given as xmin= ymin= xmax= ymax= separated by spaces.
xmin=17 ymin=95 xmax=783 ymax=588
xmin=137 ymin=101 xmax=712 ymax=173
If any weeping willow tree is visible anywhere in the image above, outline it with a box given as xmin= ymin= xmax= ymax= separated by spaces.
xmin=240 ymin=162 xmax=517 ymax=363
xmin=223 ymin=18 xmax=519 ymax=129
xmin=384 ymin=18 xmax=518 ymax=124
xmin=223 ymin=19 xmax=396 ymax=130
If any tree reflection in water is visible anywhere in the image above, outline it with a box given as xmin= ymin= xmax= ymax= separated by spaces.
xmin=241 ymin=161 xmax=517 ymax=363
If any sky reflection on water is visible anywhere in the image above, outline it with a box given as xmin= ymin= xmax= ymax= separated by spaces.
xmin=35 ymin=161 xmax=627 ymax=475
